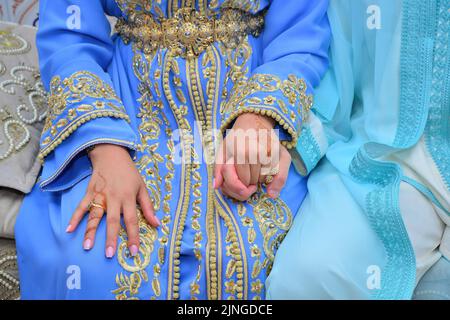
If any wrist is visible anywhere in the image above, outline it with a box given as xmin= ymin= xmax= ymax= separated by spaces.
xmin=236 ymin=113 xmax=276 ymax=130
xmin=88 ymin=144 xmax=130 ymax=164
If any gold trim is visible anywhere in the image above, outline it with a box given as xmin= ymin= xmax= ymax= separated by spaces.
xmin=247 ymin=189 xmax=293 ymax=276
xmin=39 ymin=71 xmax=129 ymax=159
xmin=163 ymin=50 xmax=193 ymax=300
xmin=215 ymin=192 xmax=248 ymax=299
xmin=113 ymin=208 xmax=158 ymax=300
xmin=186 ymin=58 xmax=205 ymax=300
xmin=115 ymin=7 xmax=264 ymax=59
xmin=214 ymin=202 xmax=223 ymax=299
xmin=221 ymin=74 xmax=313 ymax=150
xmin=39 ymin=110 xmax=130 ymax=159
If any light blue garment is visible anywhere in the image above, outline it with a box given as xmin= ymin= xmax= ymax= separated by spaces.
xmin=15 ymin=0 xmax=330 ymax=299
xmin=413 ymin=257 xmax=450 ymax=300
xmin=268 ymin=0 xmax=449 ymax=300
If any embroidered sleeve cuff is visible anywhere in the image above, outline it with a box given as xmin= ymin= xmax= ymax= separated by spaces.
xmin=220 ymin=74 xmax=313 ymax=149
xmin=39 ymin=70 xmax=130 ymax=159
xmin=291 ymin=111 xmax=328 ymax=176
xmin=39 ymin=116 xmax=138 ymax=191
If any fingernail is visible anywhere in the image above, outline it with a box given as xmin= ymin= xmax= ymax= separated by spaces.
xmin=66 ymin=224 xmax=72 ymax=233
xmin=83 ymin=239 xmax=92 ymax=250
xmin=155 ymin=216 xmax=161 ymax=226
xmin=239 ymin=189 xmax=247 ymax=196
xmin=213 ymin=177 xmax=216 ymax=189
xmin=106 ymin=246 xmax=114 ymax=259
xmin=130 ymin=245 xmax=139 ymax=257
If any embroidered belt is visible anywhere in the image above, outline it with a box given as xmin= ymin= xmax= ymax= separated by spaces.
xmin=115 ymin=8 xmax=265 ymax=58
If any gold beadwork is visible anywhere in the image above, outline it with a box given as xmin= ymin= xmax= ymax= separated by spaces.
xmin=39 ymin=71 xmax=130 ymax=159
xmin=221 ymin=74 xmax=313 ymax=150
xmin=115 ymin=8 xmax=265 ymax=59
xmin=113 ymin=208 xmax=158 ymax=300
xmin=132 ymin=44 xmax=174 ymax=299
xmin=163 ymin=50 xmax=193 ymax=300
xmin=248 ymin=189 xmax=293 ymax=276
xmin=191 ymin=46 xmax=222 ymax=299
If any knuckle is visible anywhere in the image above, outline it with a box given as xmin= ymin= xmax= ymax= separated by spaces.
xmin=85 ymin=225 xmax=97 ymax=236
xmin=124 ymin=214 xmax=138 ymax=225
xmin=122 ymin=190 xmax=135 ymax=200
xmin=277 ymin=173 xmax=287 ymax=184
xmin=107 ymin=215 xmax=120 ymax=225
xmin=107 ymin=188 xmax=118 ymax=198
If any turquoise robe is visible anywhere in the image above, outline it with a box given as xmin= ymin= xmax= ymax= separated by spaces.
xmin=268 ymin=0 xmax=449 ymax=300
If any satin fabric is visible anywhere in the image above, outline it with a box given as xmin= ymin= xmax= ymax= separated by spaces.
xmin=268 ymin=0 xmax=449 ymax=300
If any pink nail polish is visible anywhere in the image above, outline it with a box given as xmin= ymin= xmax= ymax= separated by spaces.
xmin=83 ymin=239 xmax=92 ymax=250
xmin=106 ymin=246 xmax=114 ymax=258
xmin=130 ymin=245 xmax=139 ymax=256
xmin=66 ymin=225 xmax=72 ymax=233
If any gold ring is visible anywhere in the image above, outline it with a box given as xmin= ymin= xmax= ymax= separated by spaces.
xmin=263 ymin=167 xmax=280 ymax=185
xmin=264 ymin=175 xmax=274 ymax=185
xmin=87 ymin=201 xmax=106 ymax=212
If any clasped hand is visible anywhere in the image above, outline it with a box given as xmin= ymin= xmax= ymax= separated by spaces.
xmin=66 ymin=113 xmax=291 ymax=258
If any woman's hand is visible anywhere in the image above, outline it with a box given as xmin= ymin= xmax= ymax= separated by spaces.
xmin=66 ymin=144 xmax=160 ymax=258
xmin=214 ymin=113 xmax=292 ymax=201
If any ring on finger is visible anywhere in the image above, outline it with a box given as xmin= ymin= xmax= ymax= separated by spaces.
xmin=264 ymin=175 xmax=274 ymax=185
xmin=264 ymin=167 xmax=280 ymax=185
xmin=87 ymin=201 xmax=106 ymax=212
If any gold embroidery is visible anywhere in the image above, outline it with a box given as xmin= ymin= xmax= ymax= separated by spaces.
xmin=220 ymin=39 xmax=253 ymax=114
xmin=115 ymin=7 xmax=264 ymax=59
xmin=186 ymin=45 xmax=222 ymax=299
xmin=185 ymin=56 xmax=205 ymax=299
xmin=215 ymin=194 xmax=247 ymax=300
xmin=248 ymin=190 xmax=293 ymax=275
xmin=237 ymin=202 xmax=262 ymax=299
xmin=133 ymin=48 xmax=175 ymax=298
xmin=39 ymin=71 xmax=130 ymax=159
xmin=163 ymin=50 xmax=194 ymax=300
xmin=221 ymin=74 xmax=313 ymax=149
xmin=251 ymin=279 xmax=263 ymax=294
xmin=113 ymin=208 xmax=158 ymax=300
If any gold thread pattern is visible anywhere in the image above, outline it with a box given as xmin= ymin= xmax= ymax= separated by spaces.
xmin=162 ymin=50 xmax=194 ymax=300
xmin=113 ymin=208 xmax=158 ymax=300
xmin=39 ymin=71 xmax=130 ymax=159
xmin=215 ymin=196 xmax=247 ymax=300
xmin=247 ymin=189 xmax=293 ymax=276
xmin=221 ymin=74 xmax=313 ymax=149
xmin=115 ymin=7 xmax=265 ymax=59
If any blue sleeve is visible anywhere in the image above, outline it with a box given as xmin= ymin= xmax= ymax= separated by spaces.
xmin=221 ymin=0 xmax=331 ymax=155
xmin=37 ymin=0 xmax=137 ymax=191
